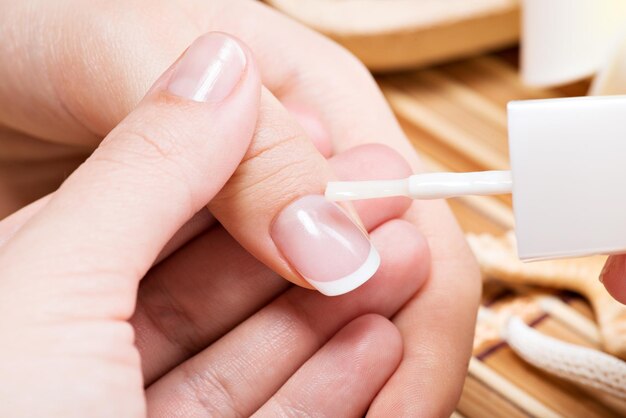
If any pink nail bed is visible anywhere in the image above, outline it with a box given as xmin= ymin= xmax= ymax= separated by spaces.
xmin=271 ymin=195 xmax=380 ymax=296
xmin=167 ymin=32 xmax=246 ymax=103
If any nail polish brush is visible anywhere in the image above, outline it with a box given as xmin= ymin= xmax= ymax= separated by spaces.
xmin=326 ymin=170 xmax=513 ymax=201
xmin=326 ymin=96 xmax=626 ymax=262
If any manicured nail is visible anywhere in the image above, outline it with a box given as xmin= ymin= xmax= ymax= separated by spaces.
xmin=168 ymin=32 xmax=246 ymax=102
xmin=271 ymin=195 xmax=380 ymax=296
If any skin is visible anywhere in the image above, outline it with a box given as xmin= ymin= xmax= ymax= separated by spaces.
xmin=601 ymin=255 xmax=626 ymax=304
xmin=0 ymin=0 xmax=481 ymax=416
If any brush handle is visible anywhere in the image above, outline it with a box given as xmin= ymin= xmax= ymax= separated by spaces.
xmin=409 ymin=170 xmax=512 ymax=199
xmin=325 ymin=170 xmax=512 ymax=201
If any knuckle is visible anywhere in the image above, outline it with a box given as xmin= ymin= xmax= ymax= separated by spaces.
xmin=109 ymin=124 xmax=183 ymax=163
xmin=139 ymin=276 xmax=205 ymax=357
xmin=215 ymin=123 xmax=323 ymax=205
xmin=49 ymin=0 xmax=196 ymax=136
xmin=326 ymin=39 xmax=374 ymax=80
xmin=93 ymin=121 xmax=196 ymax=215
xmin=98 ymin=108 xmax=190 ymax=173
xmin=181 ymin=364 xmax=245 ymax=418
xmin=338 ymin=46 xmax=370 ymax=74
xmin=269 ymin=398 xmax=313 ymax=418
xmin=313 ymin=29 xmax=368 ymax=71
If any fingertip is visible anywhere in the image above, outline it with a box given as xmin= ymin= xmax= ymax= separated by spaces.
xmin=231 ymin=32 xmax=263 ymax=105
xmin=601 ymin=255 xmax=626 ymax=304
xmin=330 ymin=144 xmax=413 ymax=230
xmin=147 ymin=32 xmax=261 ymax=110
xmin=308 ymin=245 xmax=380 ymax=297
xmin=371 ymin=219 xmax=431 ymax=292
xmin=331 ymin=143 xmax=412 ymax=181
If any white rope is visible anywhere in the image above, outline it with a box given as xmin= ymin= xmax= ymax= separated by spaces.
xmin=504 ymin=316 xmax=626 ymax=399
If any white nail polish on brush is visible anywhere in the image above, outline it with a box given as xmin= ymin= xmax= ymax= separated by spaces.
xmin=326 ymin=96 xmax=626 ymax=262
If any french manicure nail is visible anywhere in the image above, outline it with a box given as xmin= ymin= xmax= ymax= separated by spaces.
xmin=271 ymin=195 xmax=380 ymax=296
xmin=167 ymin=32 xmax=246 ymax=102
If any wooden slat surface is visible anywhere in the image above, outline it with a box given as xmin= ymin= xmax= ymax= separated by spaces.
xmin=265 ymin=0 xmax=520 ymax=72
xmin=378 ymin=50 xmax=625 ymax=417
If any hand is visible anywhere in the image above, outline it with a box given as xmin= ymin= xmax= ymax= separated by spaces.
xmin=0 ymin=0 xmax=481 ymax=416
xmin=0 ymin=32 xmax=432 ymax=416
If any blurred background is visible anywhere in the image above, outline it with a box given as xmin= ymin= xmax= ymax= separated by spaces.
xmin=264 ymin=1 xmax=626 ymax=417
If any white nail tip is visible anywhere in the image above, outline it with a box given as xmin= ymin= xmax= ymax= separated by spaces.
xmin=307 ymin=245 xmax=380 ymax=296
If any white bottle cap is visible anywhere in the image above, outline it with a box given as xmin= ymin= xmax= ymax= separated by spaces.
xmin=521 ymin=0 xmax=626 ymax=87
xmin=508 ymin=95 xmax=626 ymax=260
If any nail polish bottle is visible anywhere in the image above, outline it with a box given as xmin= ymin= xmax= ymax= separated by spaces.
xmin=326 ymin=95 xmax=626 ymax=261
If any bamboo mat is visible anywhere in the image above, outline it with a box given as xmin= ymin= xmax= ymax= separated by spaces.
xmin=377 ymin=51 xmax=626 ymax=418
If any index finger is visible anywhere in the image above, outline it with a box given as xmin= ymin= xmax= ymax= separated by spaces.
xmin=210 ymin=3 xmax=482 ymax=414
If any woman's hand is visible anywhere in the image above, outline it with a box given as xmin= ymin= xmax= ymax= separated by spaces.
xmin=0 ymin=0 xmax=481 ymax=416
xmin=0 ymin=32 xmax=432 ymax=416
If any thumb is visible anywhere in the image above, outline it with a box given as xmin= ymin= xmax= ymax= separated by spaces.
xmin=0 ymin=32 xmax=261 ymax=322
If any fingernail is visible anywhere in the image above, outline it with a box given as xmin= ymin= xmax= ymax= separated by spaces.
xmin=168 ymin=32 xmax=247 ymax=102
xmin=271 ymin=195 xmax=380 ymax=296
